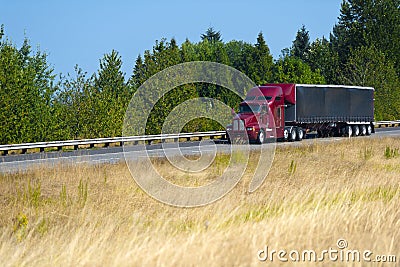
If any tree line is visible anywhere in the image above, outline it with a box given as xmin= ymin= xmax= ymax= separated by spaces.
xmin=0 ymin=0 xmax=399 ymax=144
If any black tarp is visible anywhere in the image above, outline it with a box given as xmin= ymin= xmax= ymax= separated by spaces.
xmin=286 ymin=85 xmax=374 ymax=123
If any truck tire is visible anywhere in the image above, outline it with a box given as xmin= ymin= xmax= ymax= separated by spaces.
xmin=289 ymin=128 xmax=297 ymax=142
xmin=283 ymin=128 xmax=289 ymax=141
xmin=256 ymin=130 xmax=265 ymax=144
xmin=345 ymin=125 xmax=353 ymax=137
xmin=352 ymin=125 xmax=360 ymax=136
xmin=366 ymin=124 xmax=372 ymax=136
xmin=333 ymin=127 xmax=341 ymax=137
xmin=296 ymin=128 xmax=304 ymax=141
xmin=360 ymin=125 xmax=367 ymax=136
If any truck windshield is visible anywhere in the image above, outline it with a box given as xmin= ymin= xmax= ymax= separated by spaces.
xmin=245 ymin=95 xmax=273 ymax=101
xmin=239 ymin=104 xmax=261 ymax=113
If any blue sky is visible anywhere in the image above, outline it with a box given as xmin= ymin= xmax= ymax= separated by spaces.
xmin=2 ymin=0 xmax=342 ymax=77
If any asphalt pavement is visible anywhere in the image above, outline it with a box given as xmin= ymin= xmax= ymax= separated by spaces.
xmin=0 ymin=127 xmax=399 ymax=174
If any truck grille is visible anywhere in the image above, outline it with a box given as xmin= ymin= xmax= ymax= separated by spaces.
xmin=233 ymin=119 xmax=245 ymax=131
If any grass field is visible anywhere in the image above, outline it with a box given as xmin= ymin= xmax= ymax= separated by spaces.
xmin=0 ymin=137 xmax=399 ymax=266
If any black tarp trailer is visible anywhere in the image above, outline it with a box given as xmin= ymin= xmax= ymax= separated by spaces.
xmin=284 ymin=84 xmax=375 ymax=137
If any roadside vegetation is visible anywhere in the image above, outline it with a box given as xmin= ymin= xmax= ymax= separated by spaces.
xmin=0 ymin=137 xmax=399 ymax=266
xmin=1 ymin=0 xmax=400 ymax=144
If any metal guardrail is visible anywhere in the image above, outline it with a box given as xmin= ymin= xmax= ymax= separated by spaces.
xmin=374 ymin=120 xmax=400 ymax=128
xmin=0 ymin=131 xmax=227 ymax=155
xmin=1 ymin=120 xmax=399 ymax=156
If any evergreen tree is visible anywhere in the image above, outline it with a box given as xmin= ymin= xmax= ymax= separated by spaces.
xmin=331 ymin=0 xmax=400 ymax=72
xmin=292 ymin=25 xmax=310 ymax=61
xmin=201 ymin=27 xmax=222 ymax=43
xmin=131 ymin=54 xmax=145 ymax=88
xmin=92 ymin=50 xmax=128 ymax=137
xmin=0 ymin=28 xmax=56 ymax=144
xmin=249 ymin=32 xmax=274 ymax=84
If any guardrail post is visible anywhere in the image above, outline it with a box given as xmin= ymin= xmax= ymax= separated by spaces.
xmin=74 ymin=145 xmax=78 ymax=150
xmin=174 ymin=138 xmax=178 ymax=142
xmin=21 ymin=148 xmax=27 ymax=154
xmin=3 ymin=150 xmax=8 ymax=156
xmin=57 ymin=146 xmax=62 ymax=151
xmin=104 ymin=143 xmax=109 ymax=148
xmin=90 ymin=144 xmax=94 ymax=149
xmin=147 ymin=140 xmax=152 ymax=145
xmin=119 ymin=141 xmax=124 ymax=146
xmin=40 ymin=147 xmax=44 ymax=153
xmin=186 ymin=137 xmax=191 ymax=142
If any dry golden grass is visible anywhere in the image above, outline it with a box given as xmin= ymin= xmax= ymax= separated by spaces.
xmin=0 ymin=137 xmax=399 ymax=266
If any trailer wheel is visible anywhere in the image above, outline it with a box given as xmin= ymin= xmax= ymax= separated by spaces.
xmin=366 ymin=124 xmax=372 ymax=136
xmin=340 ymin=127 xmax=346 ymax=137
xmin=289 ymin=128 xmax=297 ymax=142
xmin=333 ymin=127 xmax=341 ymax=137
xmin=345 ymin=125 xmax=353 ymax=137
xmin=360 ymin=125 xmax=367 ymax=136
xmin=296 ymin=128 xmax=304 ymax=141
xmin=256 ymin=130 xmax=265 ymax=144
xmin=352 ymin=125 xmax=360 ymax=136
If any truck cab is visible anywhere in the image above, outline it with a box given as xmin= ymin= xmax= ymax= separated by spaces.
xmin=226 ymin=86 xmax=282 ymax=144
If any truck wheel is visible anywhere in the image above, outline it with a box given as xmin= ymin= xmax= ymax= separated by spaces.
xmin=340 ymin=127 xmax=346 ymax=137
xmin=345 ymin=125 xmax=353 ymax=137
xmin=333 ymin=127 xmax=340 ymax=137
xmin=296 ymin=128 xmax=304 ymax=141
xmin=360 ymin=125 xmax=367 ymax=136
xmin=352 ymin=125 xmax=360 ymax=136
xmin=289 ymin=128 xmax=297 ymax=142
xmin=256 ymin=130 xmax=265 ymax=144
xmin=366 ymin=124 xmax=372 ymax=136
xmin=283 ymin=129 xmax=289 ymax=141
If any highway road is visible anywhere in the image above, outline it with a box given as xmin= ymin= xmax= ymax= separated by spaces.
xmin=1 ymin=127 xmax=399 ymax=174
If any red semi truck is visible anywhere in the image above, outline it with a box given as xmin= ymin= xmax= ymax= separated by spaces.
xmin=226 ymin=84 xmax=375 ymax=143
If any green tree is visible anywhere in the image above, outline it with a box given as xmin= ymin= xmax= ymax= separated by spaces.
xmin=131 ymin=54 xmax=145 ymax=89
xmin=273 ymin=56 xmax=326 ymax=84
xmin=92 ymin=50 xmax=128 ymax=137
xmin=331 ymin=0 xmax=400 ymax=72
xmin=305 ymin=37 xmax=340 ymax=84
xmin=247 ymin=32 xmax=274 ymax=84
xmin=292 ymin=25 xmax=310 ymax=61
xmin=53 ymin=66 xmax=93 ymax=139
xmin=0 ymin=29 xmax=56 ymax=144
xmin=201 ymin=27 xmax=222 ymax=43
xmin=339 ymin=46 xmax=400 ymax=120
